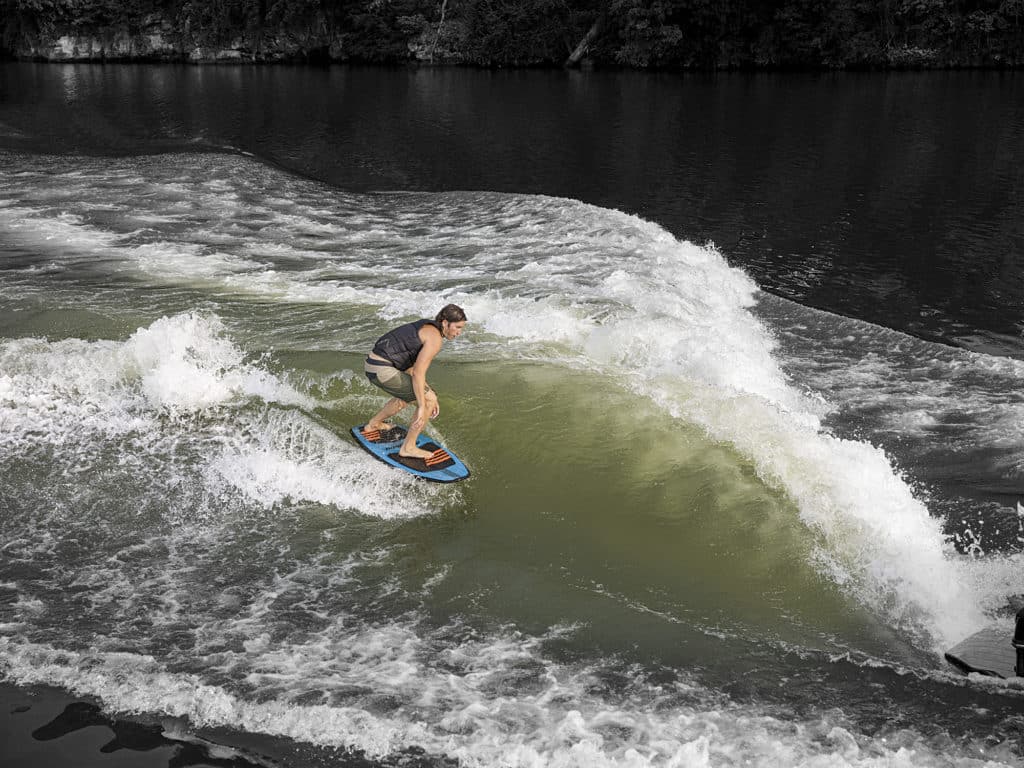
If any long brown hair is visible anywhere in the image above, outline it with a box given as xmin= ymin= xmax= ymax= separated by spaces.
xmin=435 ymin=304 xmax=467 ymax=325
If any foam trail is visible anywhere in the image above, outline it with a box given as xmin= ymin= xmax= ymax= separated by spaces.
xmin=2 ymin=635 xmax=1017 ymax=768
xmin=0 ymin=154 xmax=1004 ymax=646
xmin=209 ymin=408 xmax=441 ymax=519
xmin=0 ymin=312 xmax=307 ymax=449
xmin=124 ymin=313 xmax=312 ymax=411
xmin=0 ymin=312 xmax=439 ymax=519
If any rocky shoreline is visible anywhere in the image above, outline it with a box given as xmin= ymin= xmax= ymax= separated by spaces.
xmin=9 ymin=19 xmax=371 ymax=65
xmin=9 ymin=38 xmax=1016 ymax=70
xmin=2 ymin=5 xmax=1021 ymax=69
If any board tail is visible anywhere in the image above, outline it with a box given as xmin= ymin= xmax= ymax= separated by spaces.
xmin=392 ymin=445 xmax=456 ymax=472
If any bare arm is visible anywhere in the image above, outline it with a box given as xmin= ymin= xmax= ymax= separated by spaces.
xmin=409 ymin=326 xmax=442 ymax=418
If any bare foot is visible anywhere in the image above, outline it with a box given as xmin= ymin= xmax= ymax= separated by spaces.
xmin=399 ymin=447 xmax=433 ymax=460
xmin=364 ymin=422 xmax=396 ymax=433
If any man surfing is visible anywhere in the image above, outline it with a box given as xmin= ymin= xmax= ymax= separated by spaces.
xmin=361 ymin=304 xmax=467 ymax=461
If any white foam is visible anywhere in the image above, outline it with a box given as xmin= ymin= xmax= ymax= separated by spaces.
xmin=0 ymin=335 xmax=149 ymax=450
xmin=686 ymin=392 xmax=984 ymax=646
xmin=1 ymin=154 xmax=1012 ymax=649
xmin=208 ymin=409 xmax=442 ymax=519
xmin=123 ymin=313 xmax=311 ymax=412
xmin=0 ymin=313 xmax=309 ymax=439
xmin=0 ymin=312 xmax=436 ymax=520
xmin=130 ymin=241 xmax=266 ymax=281
xmin=0 ymin=204 xmax=122 ymax=256
xmin=1 ymin=633 xmax=1017 ymax=768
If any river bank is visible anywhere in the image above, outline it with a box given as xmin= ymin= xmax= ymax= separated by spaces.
xmin=2 ymin=2 xmax=1022 ymax=69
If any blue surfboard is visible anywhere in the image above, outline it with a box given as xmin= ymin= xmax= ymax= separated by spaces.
xmin=351 ymin=425 xmax=470 ymax=483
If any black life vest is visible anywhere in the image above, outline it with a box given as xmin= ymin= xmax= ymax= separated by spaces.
xmin=371 ymin=319 xmax=440 ymax=371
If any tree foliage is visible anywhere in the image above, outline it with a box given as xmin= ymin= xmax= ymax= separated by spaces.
xmin=1 ymin=0 xmax=1022 ymax=66
xmin=457 ymin=0 xmax=578 ymax=65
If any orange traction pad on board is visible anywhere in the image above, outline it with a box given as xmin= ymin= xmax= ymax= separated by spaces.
xmin=391 ymin=443 xmax=456 ymax=472
xmin=360 ymin=425 xmax=407 ymax=444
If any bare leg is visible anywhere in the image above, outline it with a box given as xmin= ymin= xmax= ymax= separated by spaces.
xmin=365 ymin=397 xmax=408 ymax=432
xmin=399 ymin=391 xmax=438 ymax=459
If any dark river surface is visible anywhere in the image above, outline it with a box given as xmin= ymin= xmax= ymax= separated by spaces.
xmin=3 ymin=64 xmax=1022 ymax=356
xmin=0 ymin=63 xmax=1022 ymax=768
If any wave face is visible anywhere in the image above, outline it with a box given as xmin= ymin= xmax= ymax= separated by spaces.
xmin=1 ymin=151 xmax=1022 ymax=767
